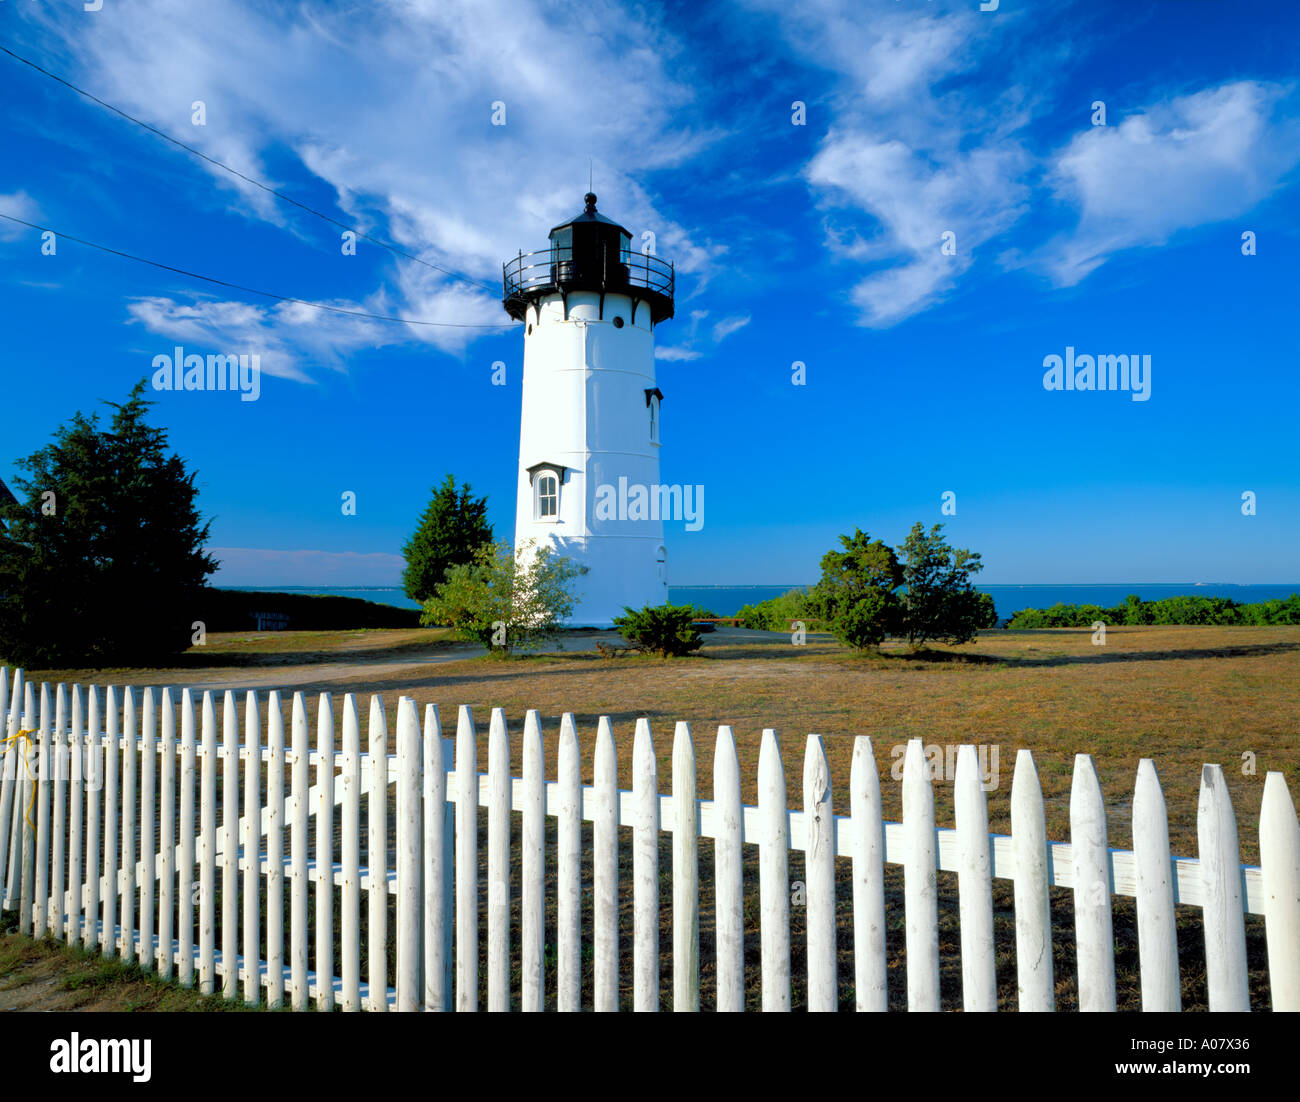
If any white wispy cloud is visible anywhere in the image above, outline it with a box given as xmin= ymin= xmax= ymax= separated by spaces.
xmin=712 ymin=314 xmax=751 ymax=342
xmin=23 ymin=0 xmax=723 ymax=367
xmin=1034 ymin=81 xmax=1300 ymax=285
xmin=0 ymin=191 xmax=41 ymax=241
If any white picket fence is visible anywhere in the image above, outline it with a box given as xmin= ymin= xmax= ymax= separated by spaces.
xmin=1 ymin=664 xmax=1297 ymax=1012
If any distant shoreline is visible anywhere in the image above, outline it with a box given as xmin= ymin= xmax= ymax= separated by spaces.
xmin=215 ymin=582 xmax=1300 ymax=618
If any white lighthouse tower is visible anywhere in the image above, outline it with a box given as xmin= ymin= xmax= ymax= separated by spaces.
xmin=503 ymin=192 xmax=676 ymax=626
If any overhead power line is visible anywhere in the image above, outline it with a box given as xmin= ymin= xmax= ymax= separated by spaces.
xmin=0 ymin=43 xmax=503 ymax=295
xmin=0 ymin=211 xmax=513 ymax=329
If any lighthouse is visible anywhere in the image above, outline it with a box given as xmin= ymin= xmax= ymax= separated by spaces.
xmin=503 ymin=192 xmax=675 ymax=626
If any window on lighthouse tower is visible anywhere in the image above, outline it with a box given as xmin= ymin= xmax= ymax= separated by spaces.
xmin=536 ymin=473 xmax=559 ymax=519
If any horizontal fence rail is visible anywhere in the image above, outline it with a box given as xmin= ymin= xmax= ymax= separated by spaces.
xmin=0 ymin=665 xmax=1296 ymax=1012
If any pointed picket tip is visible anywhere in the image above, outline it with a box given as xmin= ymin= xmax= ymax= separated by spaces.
xmin=398 ymin=695 xmax=419 ymax=732
xmin=423 ymin=702 xmax=442 ymax=741
xmin=633 ymin=718 xmax=656 ymax=784
xmin=714 ymin=725 xmax=739 ymax=772
xmin=902 ymin=736 xmax=926 ymax=782
xmin=343 ymin=693 xmax=360 ymax=732
xmin=1261 ymin=771 xmax=1299 ymax=829
xmin=1070 ymin=754 xmax=1106 ymax=824
xmin=524 ymin=708 xmax=543 ymax=743
xmin=489 ymin=706 xmax=508 ymax=740
xmin=1011 ymin=748 xmax=1043 ymax=806
xmin=1132 ymin=758 xmax=1170 ymax=836
xmin=955 ymin=744 xmax=980 ymax=788
xmin=672 ymin=720 xmax=694 ymax=773
xmin=803 ymin=734 xmax=831 ymax=801
xmin=559 ymin=712 xmax=578 ymax=746
xmin=456 ymin=704 xmax=476 ymax=740
xmin=758 ymin=728 xmax=784 ymax=792
xmin=1260 ymin=771 xmax=1300 ymax=1010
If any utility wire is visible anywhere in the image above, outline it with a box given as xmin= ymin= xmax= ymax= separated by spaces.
xmin=0 ymin=43 xmax=504 ymax=295
xmin=0 ymin=211 xmax=512 ymax=328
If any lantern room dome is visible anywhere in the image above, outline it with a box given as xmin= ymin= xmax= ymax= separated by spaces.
xmin=503 ymin=193 xmax=674 ymax=325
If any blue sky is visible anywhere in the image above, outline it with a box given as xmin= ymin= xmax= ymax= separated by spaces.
xmin=1 ymin=0 xmax=1297 ymax=586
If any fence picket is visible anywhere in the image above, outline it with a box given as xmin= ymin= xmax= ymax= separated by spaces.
xmin=423 ymin=704 xmax=448 ymax=1012
xmin=487 ymin=707 xmax=510 ymax=1011
xmin=15 ymin=682 xmax=36 ymax=931
xmin=51 ymin=684 xmax=66 ymax=942
xmin=1198 ymin=763 xmax=1249 ymax=1011
xmin=290 ymin=692 xmax=309 ymax=1011
xmin=903 ymin=738 xmax=939 ymax=1012
xmin=100 ymin=686 xmax=118 ymax=955
xmin=178 ymin=690 xmax=196 ymax=987
xmin=221 ymin=692 xmax=239 ymax=996
xmin=758 ymin=728 xmax=790 ymax=1012
xmin=1070 ymin=754 xmax=1116 ymax=1011
xmin=0 ymin=669 xmax=20 ymax=913
xmin=367 ymin=695 xmax=388 ymax=1013
xmin=242 ymin=691 xmax=260 ymax=1003
xmin=593 ymin=715 xmax=618 ymax=1012
xmin=1132 ymin=758 xmax=1179 ymax=1010
xmin=67 ymin=686 xmax=83 ymax=949
xmin=714 ymin=726 xmax=744 ymax=1013
xmin=672 ymin=721 xmax=699 ymax=1012
xmin=804 ymin=734 xmax=836 ymax=1012
xmin=557 ymin=712 xmax=580 ymax=1012
xmin=853 ymin=735 xmax=890 ymax=1013
xmin=341 ymin=694 xmax=361 ymax=1012
xmin=0 ymin=669 xmax=8 ymax=900
xmin=199 ymin=692 xmax=218 ymax=993
xmin=34 ymin=683 xmax=50 ymax=939
xmin=633 ymin=718 xmax=659 ymax=1012
xmin=266 ymin=692 xmax=285 ymax=1008
xmin=138 ymin=689 xmax=156 ymax=970
xmin=315 ymin=693 xmax=334 ymax=1012
xmin=522 ymin=709 xmax=547 ymax=1012
xmin=1012 ymin=749 xmax=1054 ymax=1011
xmin=158 ymin=689 xmax=175 ymax=981
xmin=120 ymin=687 xmax=138 ymax=963
xmin=397 ymin=697 xmax=421 ymax=1012
xmin=1259 ymin=771 xmax=1300 ymax=1011
xmin=954 ymin=744 xmax=996 ymax=1012
xmin=454 ymin=704 xmax=478 ymax=1012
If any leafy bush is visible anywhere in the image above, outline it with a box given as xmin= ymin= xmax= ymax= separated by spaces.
xmin=612 ymin=603 xmax=703 ymax=657
xmin=421 ymin=539 xmax=580 ymax=654
xmin=1006 ymin=592 xmax=1300 ymax=629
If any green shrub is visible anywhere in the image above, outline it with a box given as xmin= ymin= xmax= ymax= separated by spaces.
xmin=612 ymin=603 xmax=703 ymax=657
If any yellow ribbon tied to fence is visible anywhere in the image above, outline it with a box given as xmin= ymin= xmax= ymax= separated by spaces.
xmin=0 ymin=729 xmax=38 ymax=830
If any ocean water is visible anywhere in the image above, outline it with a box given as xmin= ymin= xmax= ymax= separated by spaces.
xmin=220 ymin=583 xmax=1300 ymax=618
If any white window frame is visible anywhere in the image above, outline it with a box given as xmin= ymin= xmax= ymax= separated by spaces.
xmin=535 ymin=471 xmax=560 ymax=521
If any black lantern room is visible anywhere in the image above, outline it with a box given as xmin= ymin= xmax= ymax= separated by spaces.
xmin=503 ymin=193 xmax=674 ymax=326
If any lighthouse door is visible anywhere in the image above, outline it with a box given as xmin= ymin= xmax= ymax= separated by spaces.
xmin=656 ymin=545 xmax=667 ymax=583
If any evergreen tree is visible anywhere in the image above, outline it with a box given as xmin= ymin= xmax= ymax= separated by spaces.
xmin=813 ymin=528 xmax=903 ymax=648
xmin=898 ymin=522 xmax=988 ymax=646
xmin=401 ymin=475 xmax=493 ymax=604
xmin=0 ymin=382 xmax=217 ymax=666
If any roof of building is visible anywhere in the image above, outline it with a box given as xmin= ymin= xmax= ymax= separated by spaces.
xmin=549 ymin=193 xmax=630 ymax=238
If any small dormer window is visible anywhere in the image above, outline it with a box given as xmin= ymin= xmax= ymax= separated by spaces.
xmin=527 ymin=462 xmax=567 ymax=521
xmin=645 ymin=388 xmax=663 ymax=445
xmin=537 ymin=473 xmax=558 ymax=518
